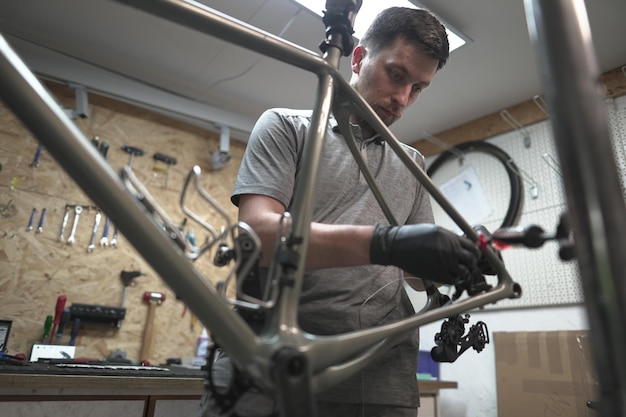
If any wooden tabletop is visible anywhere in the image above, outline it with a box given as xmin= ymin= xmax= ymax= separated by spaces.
xmin=419 ymin=379 xmax=458 ymax=393
xmin=0 ymin=372 xmax=457 ymax=397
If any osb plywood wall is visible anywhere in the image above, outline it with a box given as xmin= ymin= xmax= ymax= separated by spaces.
xmin=0 ymin=81 xmax=246 ymax=364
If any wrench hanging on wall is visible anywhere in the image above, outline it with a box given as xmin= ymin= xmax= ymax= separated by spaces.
xmin=110 ymin=226 xmax=119 ymax=248
xmin=59 ymin=205 xmax=70 ymax=241
xmin=100 ymin=217 xmax=110 ymax=247
xmin=87 ymin=211 xmax=101 ymax=253
xmin=66 ymin=205 xmax=82 ymax=245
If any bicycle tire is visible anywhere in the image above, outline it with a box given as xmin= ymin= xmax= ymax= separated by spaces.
xmin=426 ymin=140 xmax=524 ymax=229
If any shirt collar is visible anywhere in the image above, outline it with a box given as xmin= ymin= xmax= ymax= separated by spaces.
xmin=329 ymin=115 xmax=384 ymax=145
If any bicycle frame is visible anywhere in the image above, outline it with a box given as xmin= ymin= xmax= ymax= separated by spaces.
xmin=526 ymin=1 xmax=626 ymax=415
xmin=0 ymin=0 xmax=623 ymax=415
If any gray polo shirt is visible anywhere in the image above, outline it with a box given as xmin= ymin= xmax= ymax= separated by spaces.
xmin=232 ymin=108 xmax=434 ymax=407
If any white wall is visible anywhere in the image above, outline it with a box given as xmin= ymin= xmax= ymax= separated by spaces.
xmin=429 ymin=306 xmax=588 ymax=417
xmin=407 ymin=285 xmax=588 ymax=417
xmin=407 ymin=94 xmax=626 ymax=417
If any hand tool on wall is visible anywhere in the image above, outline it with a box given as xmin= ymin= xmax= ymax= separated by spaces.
xmin=120 ymin=270 xmax=142 ymax=308
xmin=185 ymin=228 xmax=198 ymax=252
xmin=116 ymin=270 xmax=142 ymax=328
xmin=48 ymin=295 xmax=67 ymax=344
xmin=59 ymin=205 xmax=71 ymax=241
xmin=26 ymin=208 xmax=36 ymax=231
xmin=121 ymin=145 xmax=145 ymax=168
xmin=42 ymin=315 xmax=52 ymax=343
xmin=69 ymin=302 xmax=126 ymax=327
xmin=0 ymin=352 xmax=26 ymax=365
xmin=31 ymin=143 xmax=42 ymax=167
xmin=9 ymin=177 xmax=18 ymax=192
xmin=36 ymin=208 xmax=47 ymax=234
xmin=69 ymin=318 xmax=80 ymax=346
xmin=152 ymin=152 xmax=177 ymax=188
xmin=55 ymin=308 xmax=71 ymax=341
xmin=99 ymin=140 xmax=110 ymax=159
xmin=66 ymin=205 xmax=83 ymax=245
xmin=110 ymin=226 xmax=119 ymax=248
xmin=140 ymin=292 xmax=166 ymax=363
xmin=0 ymin=320 xmax=12 ymax=352
xmin=87 ymin=211 xmax=102 ymax=252
xmin=99 ymin=217 xmax=110 ymax=246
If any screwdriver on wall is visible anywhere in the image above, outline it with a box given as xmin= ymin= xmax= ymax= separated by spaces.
xmin=36 ymin=208 xmax=47 ymax=234
xmin=26 ymin=208 xmax=37 ymax=231
xmin=42 ymin=315 xmax=52 ymax=343
xmin=31 ymin=143 xmax=42 ymax=167
xmin=55 ymin=308 xmax=71 ymax=343
xmin=69 ymin=318 xmax=80 ymax=346
xmin=49 ymin=295 xmax=67 ymax=344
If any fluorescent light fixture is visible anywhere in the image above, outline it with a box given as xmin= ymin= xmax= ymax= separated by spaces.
xmin=293 ymin=0 xmax=469 ymax=52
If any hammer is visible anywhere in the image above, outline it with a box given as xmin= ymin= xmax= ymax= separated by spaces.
xmin=140 ymin=292 xmax=166 ymax=363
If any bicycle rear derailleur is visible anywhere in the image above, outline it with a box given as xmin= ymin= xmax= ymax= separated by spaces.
xmin=431 ymin=313 xmax=489 ymax=363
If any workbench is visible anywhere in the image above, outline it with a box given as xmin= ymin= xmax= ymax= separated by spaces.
xmin=0 ymin=363 xmax=456 ymax=417
xmin=0 ymin=363 xmax=205 ymax=417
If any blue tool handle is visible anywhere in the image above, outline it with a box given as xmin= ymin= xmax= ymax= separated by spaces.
xmin=27 ymin=208 xmax=37 ymax=230
xmin=69 ymin=318 xmax=80 ymax=346
xmin=56 ymin=308 xmax=71 ymax=338
xmin=37 ymin=208 xmax=47 ymax=233
xmin=102 ymin=217 xmax=110 ymax=237
xmin=32 ymin=144 xmax=42 ymax=167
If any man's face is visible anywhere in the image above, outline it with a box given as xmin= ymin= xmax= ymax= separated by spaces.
xmin=350 ymin=37 xmax=440 ymax=128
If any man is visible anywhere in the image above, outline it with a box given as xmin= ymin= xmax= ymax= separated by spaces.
xmin=202 ymin=6 xmax=482 ymax=417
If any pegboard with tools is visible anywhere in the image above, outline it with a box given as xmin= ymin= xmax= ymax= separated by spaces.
xmin=427 ymin=95 xmax=626 ymax=310
xmin=0 ymin=81 xmax=244 ymax=364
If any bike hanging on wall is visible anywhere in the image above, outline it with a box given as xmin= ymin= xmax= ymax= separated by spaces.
xmin=0 ymin=0 xmax=624 ymax=416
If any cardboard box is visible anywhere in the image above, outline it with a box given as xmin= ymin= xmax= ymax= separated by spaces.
xmin=495 ymin=331 xmax=598 ymax=417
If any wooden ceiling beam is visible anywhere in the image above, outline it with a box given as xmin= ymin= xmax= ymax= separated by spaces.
xmin=412 ymin=65 xmax=626 ymax=157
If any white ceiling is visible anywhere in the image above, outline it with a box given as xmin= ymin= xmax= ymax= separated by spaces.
xmin=1 ymin=0 xmax=625 ymax=145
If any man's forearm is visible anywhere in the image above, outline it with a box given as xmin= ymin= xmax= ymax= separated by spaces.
xmin=307 ymin=223 xmax=374 ymax=270
xmin=241 ymin=211 xmax=373 ymax=270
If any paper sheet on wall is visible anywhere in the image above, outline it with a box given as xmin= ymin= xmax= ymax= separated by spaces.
xmin=439 ymin=166 xmax=493 ymax=233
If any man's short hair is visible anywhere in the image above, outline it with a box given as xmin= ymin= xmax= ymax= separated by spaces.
xmin=359 ymin=7 xmax=450 ymax=70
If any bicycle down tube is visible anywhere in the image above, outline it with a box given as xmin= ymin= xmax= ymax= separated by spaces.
xmin=7 ymin=0 xmax=621 ymax=415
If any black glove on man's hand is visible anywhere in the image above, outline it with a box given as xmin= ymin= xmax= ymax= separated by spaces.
xmin=477 ymin=249 xmax=503 ymax=275
xmin=370 ymin=223 xmax=480 ymax=285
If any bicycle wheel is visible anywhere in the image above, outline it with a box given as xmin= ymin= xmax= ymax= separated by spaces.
xmin=426 ymin=140 xmax=524 ymax=232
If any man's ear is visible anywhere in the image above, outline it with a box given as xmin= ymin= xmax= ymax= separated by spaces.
xmin=351 ymin=45 xmax=366 ymax=74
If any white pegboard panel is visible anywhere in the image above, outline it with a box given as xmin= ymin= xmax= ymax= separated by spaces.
xmin=489 ymin=121 xmax=567 ymax=212
xmin=608 ymin=96 xmax=626 ymax=196
xmin=425 ymin=97 xmax=624 ymax=309
xmin=427 ymin=150 xmax=513 ymax=232
xmin=484 ymin=206 xmax=582 ymax=310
